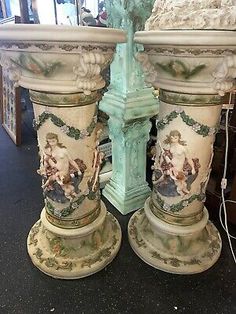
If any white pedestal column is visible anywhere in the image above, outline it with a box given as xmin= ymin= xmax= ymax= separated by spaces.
xmin=0 ymin=25 xmax=126 ymax=279
xmin=129 ymin=94 xmax=222 ymax=274
xmin=128 ymin=30 xmax=236 ymax=274
xmin=27 ymin=91 xmax=121 ymax=279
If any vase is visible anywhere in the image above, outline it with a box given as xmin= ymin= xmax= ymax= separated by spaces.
xmin=128 ymin=30 xmax=236 ymax=274
xmin=0 ymin=24 xmax=126 ymax=279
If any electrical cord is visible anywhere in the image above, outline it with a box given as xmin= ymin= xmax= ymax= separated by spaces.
xmin=219 ymin=92 xmax=236 ymax=263
xmin=219 ymin=200 xmax=236 ymax=240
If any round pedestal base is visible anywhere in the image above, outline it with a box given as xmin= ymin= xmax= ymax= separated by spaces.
xmin=27 ymin=203 xmax=121 ymax=279
xmin=128 ymin=204 xmax=222 ymax=274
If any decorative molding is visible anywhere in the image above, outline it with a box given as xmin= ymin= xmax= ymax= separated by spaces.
xmin=145 ymin=47 xmax=236 ymax=56
xmin=0 ymin=42 xmax=115 ymax=54
xmin=73 ymin=52 xmax=112 ymax=95
xmin=159 ymin=90 xmax=222 ymax=105
xmin=58 ymin=45 xmax=114 ymax=53
xmin=30 ymin=90 xmax=101 ymax=107
xmin=46 ymin=205 xmax=100 ymax=229
xmin=150 ymin=203 xmax=203 ymax=226
xmin=108 ymin=118 xmax=151 ymax=146
xmin=212 ymin=55 xmax=236 ymax=96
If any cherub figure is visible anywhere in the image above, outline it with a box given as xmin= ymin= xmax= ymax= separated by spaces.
xmin=89 ymin=129 xmax=105 ymax=192
xmin=152 ymin=130 xmax=200 ymax=197
xmin=39 ymin=133 xmax=82 ymax=201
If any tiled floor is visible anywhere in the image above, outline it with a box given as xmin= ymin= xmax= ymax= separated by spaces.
xmin=0 ymin=114 xmax=235 ymax=314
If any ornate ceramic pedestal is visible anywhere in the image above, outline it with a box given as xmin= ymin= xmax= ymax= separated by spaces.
xmin=0 ymin=25 xmax=126 ymax=279
xmin=128 ymin=30 xmax=236 ymax=274
xmin=99 ymin=0 xmax=158 ymax=215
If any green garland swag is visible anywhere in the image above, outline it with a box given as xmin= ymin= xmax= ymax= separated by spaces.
xmin=154 ymin=192 xmax=206 ymax=213
xmin=34 ymin=109 xmax=97 ymax=140
xmin=156 ymin=109 xmax=218 ymax=137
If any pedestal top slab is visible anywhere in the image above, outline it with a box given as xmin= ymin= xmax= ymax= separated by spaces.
xmin=134 ymin=30 xmax=236 ymax=46
xmin=0 ymin=24 xmax=126 ymax=45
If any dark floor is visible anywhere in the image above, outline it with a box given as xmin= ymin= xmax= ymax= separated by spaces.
xmin=0 ymin=110 xmax=236 ymax=314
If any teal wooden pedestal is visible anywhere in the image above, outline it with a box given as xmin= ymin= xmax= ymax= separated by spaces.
xmin=99 ymin=0 xmax=158 ymax=214
xmin=100 ymin=90 xmax=157 ymax=215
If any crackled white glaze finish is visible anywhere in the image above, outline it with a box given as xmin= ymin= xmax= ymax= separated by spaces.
xmin=146 ymin=0 xmax=236 ymax=30
xmin=129 ymin=28 xmax=236 ymax=274
xmin=0 ymin=24 xmax=126 ymax=279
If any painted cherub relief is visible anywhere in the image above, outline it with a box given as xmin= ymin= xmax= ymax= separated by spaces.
xmin=89 ymin=129 xmax=105 ymax=192
xmin=152 ymin=130 xmax=200 ymax=197
xmin=38 ymin=132 xmax=86 ymax=203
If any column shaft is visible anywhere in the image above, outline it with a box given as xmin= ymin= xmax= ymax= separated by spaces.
xmin=100 ymin=0 xmax=158 ymax=214
xmin=27 ymin=91 xmax=121 ymax=279
xmin=103 ymin=117 xmax=151 ymax=214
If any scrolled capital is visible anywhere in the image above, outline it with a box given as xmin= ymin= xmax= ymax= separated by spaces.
xmin=212 ymin=54 xmax=236 ymax=96
xmin=73 ymin=51 xmax=111 ymax=96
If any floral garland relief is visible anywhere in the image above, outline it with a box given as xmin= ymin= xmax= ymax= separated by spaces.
xmin=156 ymin=107 xmax=218 ymax=137
xmin=33 ymin=107 xmax=97 ymax=140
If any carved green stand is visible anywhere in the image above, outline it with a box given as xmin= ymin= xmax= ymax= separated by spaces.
xmin=99 ymin=0 xmax=158 ymax=215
